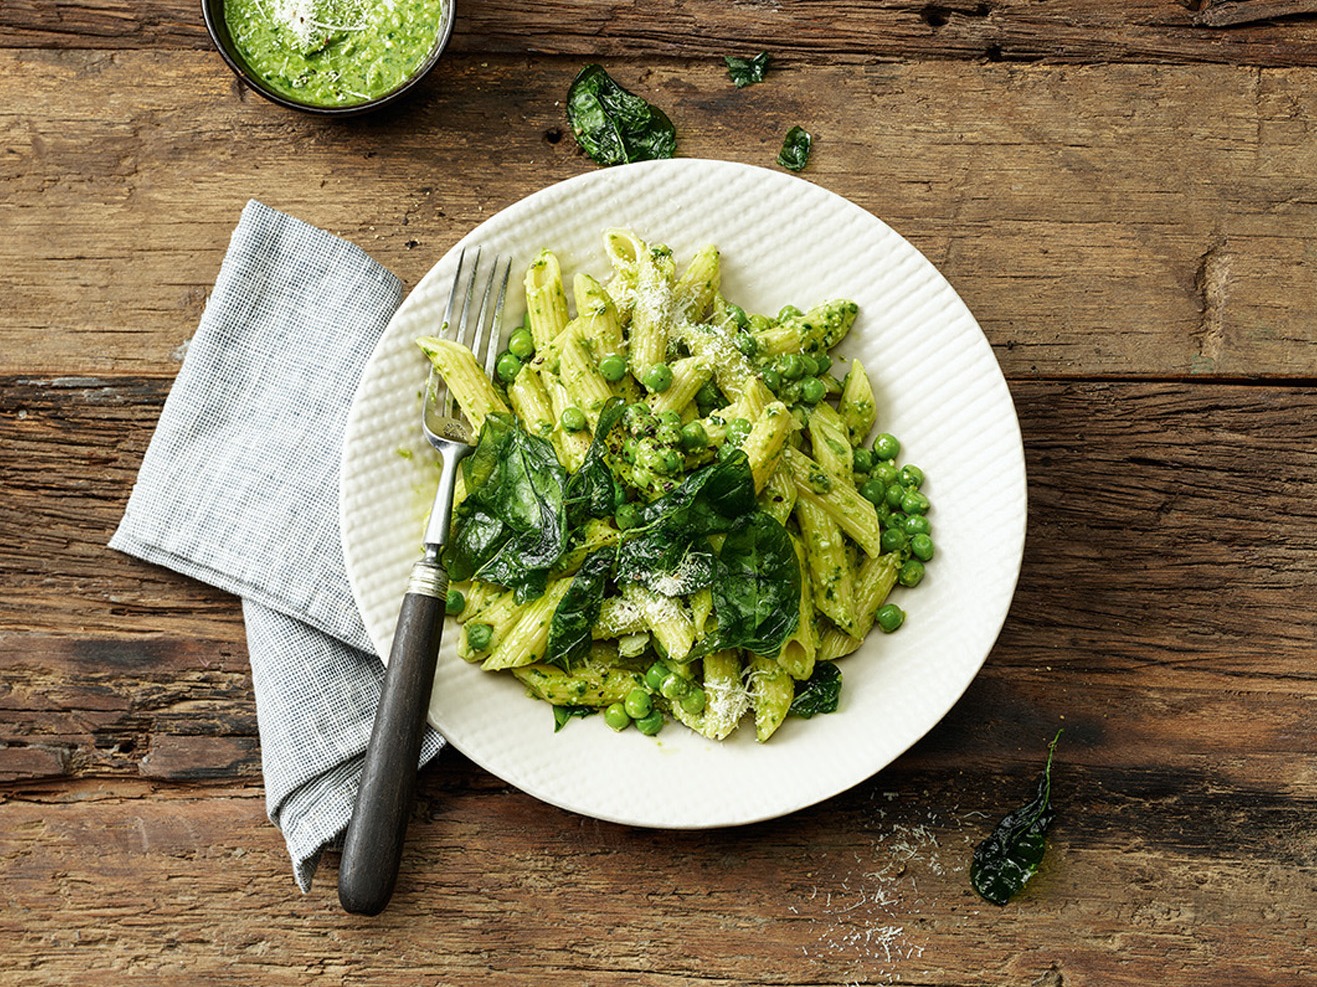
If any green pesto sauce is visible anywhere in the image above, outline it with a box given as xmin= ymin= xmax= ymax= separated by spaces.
xmin=224 ymin=0 xmax=444 ymax=108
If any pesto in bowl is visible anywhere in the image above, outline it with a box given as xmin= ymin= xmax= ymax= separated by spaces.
xmin=205 ymin=0 xmax=451 ymax=114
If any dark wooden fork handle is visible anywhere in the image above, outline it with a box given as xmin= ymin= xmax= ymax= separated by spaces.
xmin=338 ymin=562 xmax=447 ymax=916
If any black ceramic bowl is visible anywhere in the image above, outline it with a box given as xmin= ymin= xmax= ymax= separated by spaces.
xmin=201 ymin=0 xmax=454 ymax=116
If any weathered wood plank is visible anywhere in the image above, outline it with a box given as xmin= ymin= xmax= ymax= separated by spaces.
xmin=0 ymin=768 xmax=1311 ymax=986
xmin=7 ymin=0 xmax=1317 ymax=67
xmin=4 ymin=52 xmax=1317 ymax=378
xmin=3 ymin=377 xmax=1314 ymax=788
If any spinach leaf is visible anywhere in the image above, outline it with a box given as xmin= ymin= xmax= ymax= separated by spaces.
xmin=546 ymin=546 xmax=616 ymax=671
xmin=616 ymin=451 xmax=757 ymax=588
xmin=552 ymin=705 xmax=598 ymax=732
xmin=705 ymin=510 xmax=800 ymax=656
xmin=445 ymin=413 xmax=568 ymax=602
xmin=725 ymin=51 xmax=771 ymax=88
xmin=564 ymin=397 xmax=626 ymax=528
xmin=566 ymin=64 xmax=677 ymax=167
xmin=789 ymin=661 xmax=841 ymax=718
xmin=777 ymin=125 xmax=813 ymax=172
xmin=970 ymin=731 xmax=1063 ymax=906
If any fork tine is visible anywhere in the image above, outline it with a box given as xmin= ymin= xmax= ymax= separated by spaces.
xmin=484 ymin=258 xmax=512 ymax=379
xmin=470 ymin=256 xmax=511 ymax=378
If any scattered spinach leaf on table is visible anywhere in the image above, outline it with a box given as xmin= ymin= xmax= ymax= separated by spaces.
xmin=725 ymin=51 xmax=771 ymax=87
xmin=970 ymin=730 xmax=1063 ymax=905
xmin=566 ymin=64 xmax=677 ymax=166
xmin=789 ymin=661 xmax=842 ymax=717
xmin=777 ymin=125 xmax=813 ymax=172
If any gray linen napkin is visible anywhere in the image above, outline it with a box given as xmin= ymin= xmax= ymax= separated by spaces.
xmin=110 ymin=200 xmax=444 ymax=891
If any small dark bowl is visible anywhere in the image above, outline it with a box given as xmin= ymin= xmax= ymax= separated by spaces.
xmin=201 ymin=0 xmax=454 ymax=117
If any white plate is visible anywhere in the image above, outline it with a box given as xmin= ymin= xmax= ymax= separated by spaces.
xmin=340 ymin=158 xmax=1026 ymax=829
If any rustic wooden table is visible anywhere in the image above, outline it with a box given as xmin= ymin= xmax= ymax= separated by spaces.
xmin=4 ymin=1 xmax=1315 ymax=984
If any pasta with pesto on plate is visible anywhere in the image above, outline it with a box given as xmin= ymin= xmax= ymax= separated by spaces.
xmin=415 ymin=229 xmax=935 ymax=742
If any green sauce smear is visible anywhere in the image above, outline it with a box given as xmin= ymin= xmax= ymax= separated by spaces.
xmin=224 ymin=0 xmax=445 ymax=108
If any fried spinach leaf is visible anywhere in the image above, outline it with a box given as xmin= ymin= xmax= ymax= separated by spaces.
xmin=705 ymin=510 xmax=800 ymax=656
xmin=546 ymin=546 xmax=616 ymax=671
xmin=444 ymin=413 xmax=568 ymax=602
xmin=552 ymin=704 xmax=598 ymax=732
xmin=564 ymin=397 xmax=626 ymax=527
xmin=566 ymin=64 xmax=677 ymax=166
xmin=970 ymin=731 xmax=1063 ymax=906
xmin=725 ymin=51 xmax=771 ymax=88
xmin=777 ymin=125 xmax=813 ymax=172
xmin=789 ymin=661 xmax=841 ymax=717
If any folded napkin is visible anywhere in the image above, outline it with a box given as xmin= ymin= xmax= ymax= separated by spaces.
xmin=111 ymin=200 xmax=444 ymax=891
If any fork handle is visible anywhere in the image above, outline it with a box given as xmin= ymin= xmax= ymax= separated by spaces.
xmin=338 ymin=559 xmax=448 ymax=916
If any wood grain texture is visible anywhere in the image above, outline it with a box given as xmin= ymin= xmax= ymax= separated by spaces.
xmin=1 ymin=759 xmax=1312 ymax=987
xmin=4 ymin=52 xmax=1317 ymax=378
xmin=4 ymin=3 xmax=1316 ymax=982
xmin=7 ymin=0 xmax=1317 ymax=66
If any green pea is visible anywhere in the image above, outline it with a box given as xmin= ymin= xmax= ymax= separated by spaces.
xmin=871 ymin=461 xmax=899 ymax=485
xmin=598 ymin=353 xmax=628 ymax=382
xmin=748 ymin=313 xmax=773 ymax=333
xmin=507 ymin=326 xmax=535 ymax=359
xmin=445 ymin=589 xmax=465 ymax=615
xmin=645 ymin=661 xmax=669 ymax=692
xmin=680 ymin=420 xmax=708 ymax=451
xmin=814 ymin=352 xmax=832 ymax=376
xmin=624 ymin=688 xmax=653 ymax=719
xmin=880 ymin=527 xmax=908 ymax=553
xmin=903 ymin=515 xmax=932 ymax=536
xmin=901 ymin=489 xmax=930 ymax=515
xmin=859 ymin=477 xmax=886 ymax=506
xmin=853 ymin=447 xmax=874 ymax=474
xmin=465 ymin=622 xmax=493 ymax=651
xmin=726 ymin=417 xmax=752 ymax=446
xmin=735 ymin=332 xmax=759 ymax=357
xmin=656 ymin=422 xmax=683 ymax=447
xmin=495 ymin=351 xmax=523 ymax=383
xmin=800 ymin=376 xmax=826 ymax=404
xmin=560 ymin=406 xmax=587 ymax=432
xmin=778 ymin=304 xmax=803 ymax=321
xmin=679 ymin=688 xmax=706 ymax=715
xmin=761 ymin=368 xmax=783 ymax=393
xmin=615 ymin=502 xmax=641 ymax=530
xmin=622 ymin=437 xmax=638 ymax=463
xmin=884 ymin=482 xmax=905 ymax=509
xmin=642 ymin=362 xmax=674 ymax=392
xmin=658 ymin=448 xmax=683 ymax=474
xmin=873 ymin=433 xmax=901 ymax=460
xmin=725 ymin=303 xmax=749 ymax=327
xmin=876 ymin=603 xmax=905 ymax=633
xmin=910 ymin=533 xmax=935 ymax=561
xmin=900 ymin=464 xmax=925 ymax=489
xmin=659 ymin=673 xmax=688 ymax=699
xmin=799 ymin=353 xmax=819 ymax=377
xmin=635 ymin=709 xmax=665 ymax=736
xmin=898 ymin=559 xmax=925 ymax=587
xmin=657 ymin=409 xmax=683 ymax=427
xmin=695 ymin=379 xmax=722 ymax=411
xmin=604 ymin=703 xmax=631 ymax=731
xmin=780 ymin=353 xmax=805 ymax=380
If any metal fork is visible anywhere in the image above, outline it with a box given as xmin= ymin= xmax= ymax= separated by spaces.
xmin=339 ymin=247 xmax=509 ymax=917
